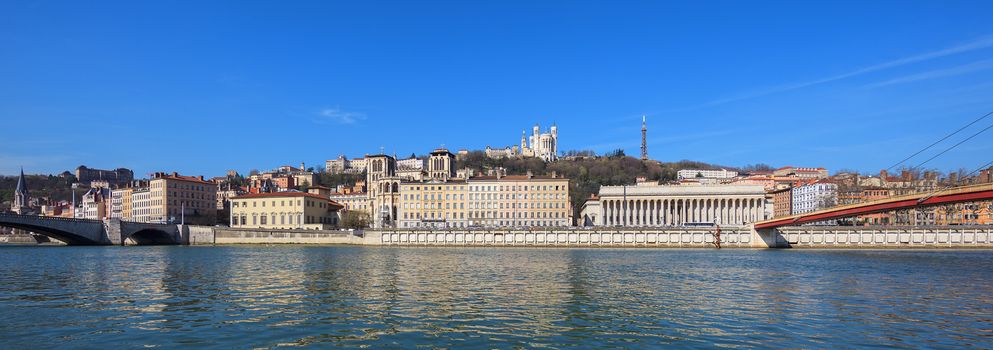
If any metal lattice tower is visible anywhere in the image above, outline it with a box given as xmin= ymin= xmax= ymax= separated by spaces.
xmin=640 ymin=115 xmax=648 ymax=160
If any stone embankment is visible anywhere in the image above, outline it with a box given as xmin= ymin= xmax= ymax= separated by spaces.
xmin=194 ymin=225 xmax=993 ymax=249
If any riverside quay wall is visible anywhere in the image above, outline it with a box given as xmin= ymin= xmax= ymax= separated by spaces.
xmin=198 ymin=225 xmax=993 ymax=248
xmin=770 ymin=225 xmax=993 ymax=248
xmin=373 ymin=227 xmax=753 ymax=247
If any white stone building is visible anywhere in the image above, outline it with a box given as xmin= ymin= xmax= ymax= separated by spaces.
xmin=81 ymin=187 xmax=111 ymax=220
xmin=131 ymin=188 xmax=152 ymax=223
xmin=520 ymin=124 xmax=558 ymax=162
xmin=486 ymin=123 xmax=559 ymax=162
xmin=791 ymin=181 xmax=838 ymax=214
xmin=588 ymin=183 xmax=768 ymax=227
xmin=325 ymin=155 xmax=368 ymax=175
xmin=677 ymin=169 xmax=738 ymax=180
xmin=110 ymin=188 xmax=128 ymax=219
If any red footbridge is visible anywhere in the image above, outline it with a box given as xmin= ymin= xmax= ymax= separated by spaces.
xmin=755 ymin=183 xmax=993 ymax=229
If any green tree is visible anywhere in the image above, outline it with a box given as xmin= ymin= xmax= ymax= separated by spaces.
xmin=339 ymin=210 xmax=371 ymax=229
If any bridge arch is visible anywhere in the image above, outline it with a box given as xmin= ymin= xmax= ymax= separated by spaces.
xmin=125 ymin=228 xmax=179 ymax=245
xmin=0 ymin=221 xmax=102 ymax=245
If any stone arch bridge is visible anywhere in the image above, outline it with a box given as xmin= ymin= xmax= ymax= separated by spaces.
xmin=0 ymin=213 xmax=187 ymax=245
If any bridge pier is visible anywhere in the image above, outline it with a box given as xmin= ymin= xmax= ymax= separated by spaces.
xmin=104 ymin=219 xmax=123 ymax=245
xmin=0 ymin=214 xmax=189 ymax=246
xmin=748 ymin=225 xmax=787 ymax=248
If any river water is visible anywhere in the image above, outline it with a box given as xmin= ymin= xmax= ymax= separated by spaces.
xmin=0 ymin=246 xmax=991 ymax=348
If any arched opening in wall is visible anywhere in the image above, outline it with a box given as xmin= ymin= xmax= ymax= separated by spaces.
xmin=0 ymin=224 xmax=89 ymax=245
xmin=127 ymin=229 xmax=178 ymax=245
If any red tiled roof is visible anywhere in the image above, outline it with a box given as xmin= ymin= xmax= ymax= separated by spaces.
xmin=329 ymin=192 xmax=367 ymax=196
xmin=234 ymin=192 xmax=328 ymax=200
xmin=155 ymin=174 xmax=212 ymax=184
xmin=468 ymin=175 xmax=567 ymax=181
xmin=233 ymin=192 xmax=345 ymax=209
xmin=776 ymin=166 xmax=826 ymax=171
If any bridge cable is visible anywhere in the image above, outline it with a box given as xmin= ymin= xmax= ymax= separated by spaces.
xmin=885 ymin=109 xmax=993 ymax=172
xmin=908 ymin=122 xmax=993 ymax=171
xmin=917 ymin=159 xmax=993 ymax=203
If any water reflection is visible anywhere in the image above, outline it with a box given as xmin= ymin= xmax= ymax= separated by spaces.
xmin=1 ymin=246 xmax=993 ymax=348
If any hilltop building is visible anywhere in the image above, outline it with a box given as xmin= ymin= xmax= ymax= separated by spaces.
xmin=247 ymin=163 xmax=317 ymax=192
xmin=325 ymin=155 xmax=368 ymax=175
xmin=677 ymin=169 xmax=739 ymax=180
xmin=75 ymin=165 xmax=134 ymax=187
xmin=485 ymin=123 xmax=559 ymax=162
xmin=773 ymin=166 xmax=829 ymax=180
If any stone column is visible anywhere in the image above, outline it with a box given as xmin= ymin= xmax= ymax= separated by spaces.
xmin=703 ymin=198 xmax=714 ymax=222
xmin=666 ymin=200 xmax=672 ymax=226
xmin=667 ymin=199 xmax=673 ymax=226
xmin=605 ymin=200 xmax=611 ymax=226
xmin=731 ymin=198 xmax=738 ymax=224
xmin=716 ymin=199 xmax=721 ymax=223
xmin=652 ymin=199 xmax=662 ymax=226
xmin=638 ymin=200 xmax=643 ymax=226
xmin=639 ymin=200 xmax=644 ymax=226
xmin=650 ymin=200 xmax=655 ymax=226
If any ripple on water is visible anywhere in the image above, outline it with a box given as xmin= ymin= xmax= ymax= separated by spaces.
xmin=1 ymin=246 xmax=993 ymax=348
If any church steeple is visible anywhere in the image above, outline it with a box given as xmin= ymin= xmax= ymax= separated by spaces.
xmin=13 ymin=166 xmax=28 ymax=214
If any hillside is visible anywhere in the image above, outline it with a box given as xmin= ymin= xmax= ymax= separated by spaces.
xmin=0 ymin=174 xmax=86 ymax=206
xmin=456 ymin=151 xmax=753 ymax=219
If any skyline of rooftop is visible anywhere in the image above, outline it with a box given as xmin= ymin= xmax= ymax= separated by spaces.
xmin=2 ymin=1 xmax=992 ymax=176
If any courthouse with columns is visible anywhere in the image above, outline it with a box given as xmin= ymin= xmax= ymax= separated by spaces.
xmin=582 ymin=181 xmax=769 ymax=227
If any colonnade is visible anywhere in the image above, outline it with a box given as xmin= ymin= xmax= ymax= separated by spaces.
xmin=600 ymin=197 xmax=765 ymax=226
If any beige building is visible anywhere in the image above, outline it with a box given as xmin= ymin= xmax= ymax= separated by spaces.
xmin=466 ymin=174 xmax=570 ymax=227
xmin=366 ymin=154 xmax=402 ymax=227
xmin=396 ymin=173 xmax=571 ymax=229
xmin=362 ymin=147 xmax=572 ymax=229
xmin=427 ymin=148 xmax=457 ymax=181
xmin=773 ymin=166 xmax=829 ymax=180
xmin=329 ymin=192 xmax=371 ymax=214
xmin=111 ymin=187 xmax=133 ymax=220
xmin=397 ymin=180 xmax=469 ymax=228
xmin=230 ymin=192 xmax=343 ymax=230
xmin=149 ymin=172 xmax=217 ymax=225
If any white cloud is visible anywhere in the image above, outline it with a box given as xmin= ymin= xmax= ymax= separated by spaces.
xmin=314 ymin=106 xmax=366 ymax=125
xmin=863 ymin=59 xmax=993 ymax=88
xmin=702 ymin=34 xmax=993 ymax=106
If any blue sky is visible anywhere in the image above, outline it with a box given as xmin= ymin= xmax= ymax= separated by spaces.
xmin=2 ymin=1 xmax=993 ymax=177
